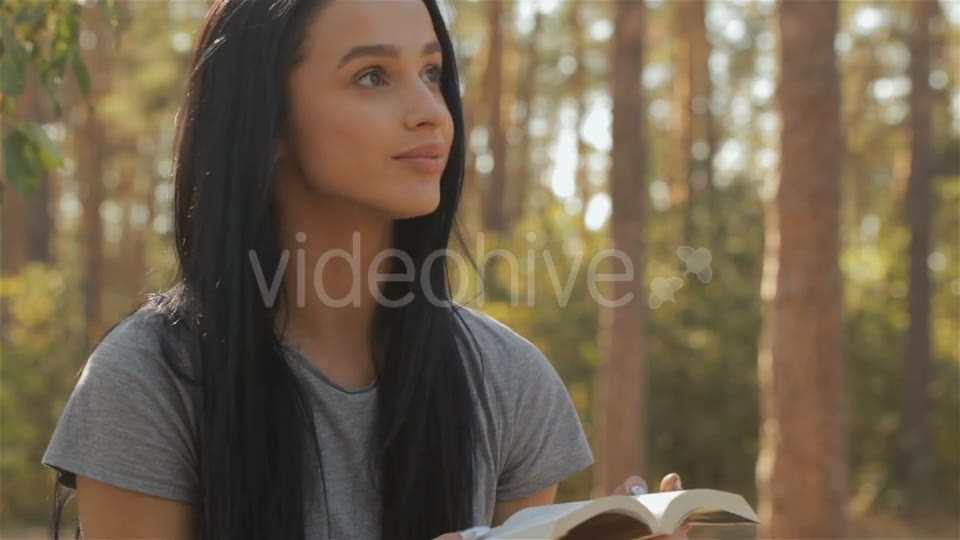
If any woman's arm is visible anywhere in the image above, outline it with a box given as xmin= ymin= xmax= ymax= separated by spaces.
xmin=77 ymin=476 xmax=194 ymax=539
xmin=491 ymin=483 xmax=558 ymax=526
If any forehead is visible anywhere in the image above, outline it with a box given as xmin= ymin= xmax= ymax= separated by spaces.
xmin=305 ymin=0 xmax=440 ymax=59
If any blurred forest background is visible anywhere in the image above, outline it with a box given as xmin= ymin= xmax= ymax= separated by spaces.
xmin=1 ymin=0 xmax=958 ymax=538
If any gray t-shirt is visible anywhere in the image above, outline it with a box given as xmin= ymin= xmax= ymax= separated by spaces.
xmin=42 ymin=303 xmax=594 ymax=538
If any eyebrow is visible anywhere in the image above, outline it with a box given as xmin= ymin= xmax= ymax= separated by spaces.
xmin=336 ymin=41 xmax=442 ymax=69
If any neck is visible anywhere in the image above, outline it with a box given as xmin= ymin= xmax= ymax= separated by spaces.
xmin=273 ymin=175 xmax=394 ymax=387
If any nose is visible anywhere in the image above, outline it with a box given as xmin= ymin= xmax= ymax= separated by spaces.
xmin=402 ymin=79 xmax=449 ymax=132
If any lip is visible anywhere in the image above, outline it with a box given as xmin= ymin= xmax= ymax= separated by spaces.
xmin=393 ymin=156 xmax=447 ymax=175
xmin=393 ymin=141 xmax=448 ymax=159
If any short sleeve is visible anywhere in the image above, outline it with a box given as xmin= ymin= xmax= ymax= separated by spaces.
xmin=41 ymin=311 xmax=199 ymax=503
xmin=494 ymin=338 xmax=594 ymax=501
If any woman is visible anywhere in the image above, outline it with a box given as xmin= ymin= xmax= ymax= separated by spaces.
xmin=43 ymin=0 xmax=683 ymax=538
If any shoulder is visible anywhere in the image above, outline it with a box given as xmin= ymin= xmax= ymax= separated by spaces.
xmin=451 ymin=303 xmax=551 ymax=376
xmin=450 ymin=303 xmax=564 ymax=404
xmin=95 ymin=302 xmax=171 ymax=353
xmin=76 ymin=300 xmax=199 ymax=413
xmin=44 ymin=300 xmax=200 ymax=501
xmin=450 ymin=304 xmax=594 ymax=500
xmin=451 ymin=303 xmax=537 ymax=353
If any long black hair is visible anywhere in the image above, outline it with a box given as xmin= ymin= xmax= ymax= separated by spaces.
xmin=52 ymin=0 xmax=484 ymax=538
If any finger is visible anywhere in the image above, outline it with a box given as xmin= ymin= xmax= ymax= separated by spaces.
xmin=659 ymin=472 xmax=683 ymax=492
xmin=613 ymin=475 xmax=648 ymax=495
xmin=431 ymin=535 xmax=462 ymax=540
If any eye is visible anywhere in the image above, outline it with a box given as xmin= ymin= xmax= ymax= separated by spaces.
xmin=356 ymin=67 xmax=388 ymax=88
xmin=421 ymin=64 xmax=442 ymax=85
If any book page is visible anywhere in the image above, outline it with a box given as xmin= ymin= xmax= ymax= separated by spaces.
xmin=486 ymin=490 xmax=758 ymax=540
xmin=489 ymin=500 xmax=595 ymax=539
xmin=660 ymin=490 xmax=760 ymax=530
xmin=631 ymin=491 xmax=685 ymax=522
xmin=488 ymin=496 xmax=659 ymax=539
xmin=501 ymin=500 xmax=595 ymax=526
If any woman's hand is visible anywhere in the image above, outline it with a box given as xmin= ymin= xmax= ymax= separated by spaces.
xmin=614 ymin=472 xmax=690 ymax=540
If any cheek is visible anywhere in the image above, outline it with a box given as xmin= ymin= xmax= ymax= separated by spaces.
xmin=292 ymin=103 xmax=387 ymax=187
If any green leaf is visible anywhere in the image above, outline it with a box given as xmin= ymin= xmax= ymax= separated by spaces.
xmin=2 ymin=130 xmax=43 ymax=191
xmin=0 ymin=17 xmax=28 ymax=97
xmin=48 ymin=6 xmax=79 ymax=76
xmin=98 ymin=0 xmax=121 ymax=34
xmin=71 ymin=48 xmax=90 ymax=97
xmin=20 ymin=122 xmax=63 ymax=170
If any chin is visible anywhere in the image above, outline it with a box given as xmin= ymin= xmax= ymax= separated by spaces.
xmin=385 ymin=193 xmax=442 ymax=219
xmin=361 ymin=180 xmax=441 ymax=219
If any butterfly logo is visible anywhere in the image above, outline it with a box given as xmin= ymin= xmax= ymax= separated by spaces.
xmin=649 ymin=277 xmax=684 ymax=309
xmin=677 ymin=246 xmax=713 ymax=284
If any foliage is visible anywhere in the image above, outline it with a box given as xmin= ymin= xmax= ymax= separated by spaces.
xmin=0 ymin=0 xmax=119 ymax=200
xmin=0 ymin=263 xmax=83 ymax=523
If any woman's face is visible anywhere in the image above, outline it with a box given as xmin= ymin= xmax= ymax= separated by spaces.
xmin=280 ymin=0 xmax=454 ymax=219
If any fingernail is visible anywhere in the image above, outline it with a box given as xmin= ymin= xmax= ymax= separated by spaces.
xmin=630 ymin=484 xmax=648 ymax=496
xmin=676 ymin=476 xmax=683 ymax=489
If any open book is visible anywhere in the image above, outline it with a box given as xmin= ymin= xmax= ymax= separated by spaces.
xmin=483 ymin=489 xmax=759 ymax=540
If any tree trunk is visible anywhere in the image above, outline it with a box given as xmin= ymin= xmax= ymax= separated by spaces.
xmin=596 ymin=0 xmax=647 ymax=496
xmin=25 ymin=173 xmax=53 ymax=264
xmin=482 ymin=0 xmax=508 ymax=235
xmin=899 ymin=0 xmax=937 ymax=514
xmin=757 ymin=1 xmax=847 ymax=538
xmin=1 ymin=169 xmax=28 ymax=276
xmin=669 ymin=0 xmax=693 ymax=213
xmin=76 ymin=4 xmax=110 ymax=344
xmin=510 ymin=9 xmax=543 ymax=226
xmin=671 ymin=0 xmax=712 ymax=246
xmin=458 ymin=6 xmax=489 ymax=235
